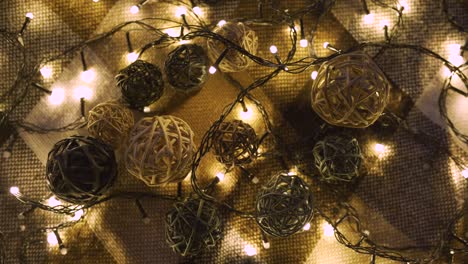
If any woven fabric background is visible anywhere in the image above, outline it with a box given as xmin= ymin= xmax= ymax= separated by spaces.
xmin=0 ymin=0 xmax=467 ymax=263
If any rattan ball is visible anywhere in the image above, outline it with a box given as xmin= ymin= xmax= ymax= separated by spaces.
xmin=313 ymin=135 xmax=363 ymax=183
xmin=255 ymin=173 xmax=314 ymax=237
xmin=213 ymin=120 xmax=258 ymax=166
xmin=87 ymin=101 xmax=134 ymax=148
xmin=165 ymin=44 xmax=208 ymax=92
xmin=46 ymin=136 xmax=117 ymax=204
xmin=125 ymin=115 xmax=196 ymax=186
xmin=311 ymin=52 xmax=391 ymax=128
xmin=116 ymin=60 xmax=164 ymax=110
xmin=165 ymin=198 xmax=222 ymax=257
xmin=207 ymin=22 xmax=258 ymax=72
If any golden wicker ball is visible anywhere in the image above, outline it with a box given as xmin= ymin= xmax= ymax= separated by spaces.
xmin=125 ymin=115 xmax=196 ymax=186
xmin=87 ymin=101 xmax=134 ymax=148
xmin=311 ymin=52 xmax=391 ymax=128
xmin=207 ymin=22 xmax=258 ymax=72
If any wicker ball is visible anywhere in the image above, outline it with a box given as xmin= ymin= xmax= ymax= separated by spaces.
xmin=213 ymin=120 xmax=258 ymax=166
xmin=207 ymin=22 xmax=258 ymax=72
xmin=313 ymin=135 xmax=363 ymax=183
xmin=87 ymin=101 xmax=134 ymax=148
xmin=165 ymin=198 xmax=222 ymax=256
xmin=125 ymin=115 xmax=196 ymax=186
xmin=311 ymin=52 xmax=391 ymax=128
xmin=256 ymin=173 xmax=314 ymax=237
xmin=165 ymin=44 xmax=208 ymax=92
xmin=46 ymin=136 xmax=117 ymax=204
xmin=116 ymin=60 xmax=164 ymax=110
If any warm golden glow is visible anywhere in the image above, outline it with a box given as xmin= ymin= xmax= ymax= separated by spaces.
xmin=244 ymin=244 xmax=257 ymax=256
xmin=47 ymin=232 xmax=58 ymax=246
xmin=322 ymin=222 xmax=334 ymax=237
xmin=47 ymin=196 xmax=62 ymax=207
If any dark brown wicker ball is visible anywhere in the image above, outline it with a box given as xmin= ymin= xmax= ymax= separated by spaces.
xmin=256 ymin=173 xmax=314 ymax=237
xmin=116 ymin=60 xmax=164 ymax=110
xmin=165 ymin=44 xmax=208 ymax=92
xmin=46 ymin=136 xmax=117 ymax=204
xmin=165 ymin=198 xmax=222 ymax=257
xmin=212 ymin=120 xmax=258 ymax=166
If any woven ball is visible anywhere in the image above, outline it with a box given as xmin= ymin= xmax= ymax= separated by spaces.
xmin=165 ymin=44 xmax=208 ymax=92
xmin=46 ymin=136 xmax=117 ymax=204
xmin=87 ymin=101 xmax=134 ymax=148
xmin=125 ymin=115 xmax=196 ymax=186
xmin=256 ymin=173 xmax=314 ymax=237
xmin=207 ymin=22 xmax=258 ymax=72
xmin=311 ymin=52 xmax=391 ymax=128
xmin=313 ymin=135 xmax=363 ymax=183
xmin=116 ymin=60 xmax=164 ymax=110
xmin=213 ymin=120 xmax=258 ymax=166
xmin=165 ymin=198 xmax=222 ymax=256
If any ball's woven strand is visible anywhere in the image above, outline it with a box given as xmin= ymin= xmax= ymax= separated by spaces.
xmin=125 ymin=115 xmax=196 ymax=186
xmin=255 ymin=173 xmax=314 ymax=237
xmin=313 ymin=135 xmax=363 ymax=183
xmin=87 ymin=101 xmax=134 ymax=148
xmin=212 ymin=120 xmax=258 ymax=167
xmin=165 ymin=44 xmax=208 ymax=92
xmin=116 ymin=60 xmax=164 ymax=110
xmin=165 ymin=198 xmax=222 ymax=257
xmin=311 ymin=52 xmax=391 ymax=128
xmin=207 ymin=22 xmax=258 ymax=72
xmin=46 ymin=136 xmax=117 ymax=204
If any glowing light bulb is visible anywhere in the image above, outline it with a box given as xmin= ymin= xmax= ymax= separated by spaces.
xmin=209 ymin=66 xmax=217 ymax=74
xmin=323 ymin=42 xmax=329 ymax=49
xmin=311 ymin=71 xmax=318 ymax=80
xmin=303 ymin=222 xmax=311 ymax=231
xmin=80 ymin=69 xmax=95 ymax=83
xmin=379 ymin=19 xmax=390 ymax=28
xmin=49 ymin=88 xmax=65 ymax=105
xmin=130 ymin=5 xmax=140 ymax=14
xmin=93 ymin=0 xmax=100 ymax=2
xmin=287 ymin=171 xmax=296 ymax=176
xmin=47 ymin=232 xmax=58 ymax=246
xmin=60 ymin=247 xmax=68 ymax=255
xmin=449 ymin=54 xmax=464 ymax=67
xmin=9 ymin=186 xmax=20 ymax=195
xmin=462 ymin=169 xmax=468 ymax=179
xmin=374 ymin=143 xmax=386 ymax=154
xmin=244 ymin=244 xmax=257 ymax=256
xmin=73 ymin=86 xmax=93 ymax=100
xmin=175 ymin=6 xmax=187 ymax=17
xmin=40 ymin=66 xmax=53 ymax=78
xmin=217 ymin=20 xmax=226 ymax=27
xmin=127 ymin=52 xmax=138 ymax=63
xmin=193 ymin=6 xmax=202 ymax=16
xmin=143 ymin=106 xmax=151 ymax=113
xmin=269 ymin=45 xmax=278 ymax=54
xmin=262 ymin=240 xmax=270 ymax=249
xmin=363 ymin=13 xmax=374 ymax=24
xmin=448 ymin=44 xmax=461 ymax=54
xmin=70 ymin=209 xmax=84 ymax=221
xmin=300 ymin=39 xmax=308 ymax=48
xmin=240 ymin=108 xmax=253 ymax=120
xmin=323 ymin=223 xmax=334 ymax=237
xmin=398 ymin=0 xmax=409 ymax=12
xmin=165 ymin=28 xmax=180 ymax=37
xmin=47 ymin=196 xmax=62 ymax=207
xmin=216 ymin=172 xmax=225 ymax=181
xmin=25 ymin=13 xmax=34 ymax=19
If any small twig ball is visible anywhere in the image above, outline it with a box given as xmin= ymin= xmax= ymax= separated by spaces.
xmin=311 ymin=52 xmax=391 ymax=128
xmin=125 ymin=115 xmax=196 ymax=186
xmin=87 ymin=101 xmax=134 ymax=148
xmin=165 ymin=198 xmax=222 ymax=257
xmin=255 ymin=173 xmax=314 ymax=237
xmin=116 ymin=60 xmax=164 ymax=110
xmin=207 ymin=22 xmax=258 ymax=72
xmin=46 ymin=136 xmax=117 ymax=204
xmin=213 ymin=120 xmax=258 ymax=167
xmin=165 ymin=44 xmax=208 ymax=93
xmin=313 ymin=135 xmax=363 ymax=183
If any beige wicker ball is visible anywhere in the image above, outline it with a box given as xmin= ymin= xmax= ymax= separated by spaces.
xmin=311 ymin=52 xmax=391 ymax=128
xmin=207 ymin=22 xmax=258 ymax=72
xmin=125 ymin=115 xmax=196 ymax=186
xmin=87 ymin=101 xmax=134 ymax=148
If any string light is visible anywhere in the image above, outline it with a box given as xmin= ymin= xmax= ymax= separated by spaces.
xmin=244 ymin=244 xmax=257 ymax=256
xmin=47 ymin=196 xmax=62 ymax=207
xmin=125 ymin=31 xmax=138 ymax=63
xmin=363 ymin=13 xmax=374 ymax=24
xmin=9 ymin=186 xmax=20 ymax=196
xmin=462 ymin=169 xmax=468 ymax=179
xmin=323 ymin=42 xmax=341 ymax=53
xmin=299 ymin=18 xmax=308 ymax=47
xmin=165 ymin=28 xmax=181 ymax=38
xmin=19 ymin=13 xmax=34 ymax=36
xmin=216 ymin=172 xmax=225 ymax=181
xmin=217 ymin=20 xmax=226 ymax=27
xmin=193 ymin=6 xmax=202 ymax=16
xmin=303 ymin=222 xmax=311 ymax=231
xmin=48 ymin=88 xmax=65 ymax=105
xmin=73 ymin=86 xmax=93 ymax=100
xmin=262 ymin=240 xmax=270 ymax=249
xmin=175 ymin=6 xmax=187 ymax=17
xmin=322 ymin=222 xmax=334 ymax=237
xmin=209 ymin=66 xmax=217 ymax=74
xmin=209 ymin=48 xmax=229 ymax=75
xmin=143 ymin=106 xmax=151 ymax=113
xmin=70 ymin=209 xmax=84 ymax=221
xmin=25 ymin=13 xmax=34 ymax=19
xmin=379 ymin=19 xmax=390 ymax=28
xmin=47 ymin=232 xmax=58 ymax=246
xmin=448 ymin=54 xmax=464 ymax=67
xmin=397 ymin=0 xmax=409 ymax=12
xmin=239 ymin=107 xmax=253 ymax=120
xmin=93 ymin=0 xmax=100 ymax=2
xmin=269 ymin=45 xmax=278 ymax=54
xmin=127 ymin=52 xmax=138 ymax=63
xmin=130 ymin=5 xmax=140 ymax=14
xmin=311 ymin=71 xmax=318 ymax=80
xmin=300 ymin=39 xmax=308 ymax=48
xmin=40 ymin=66 xmax=53 ymax=78
xmin=80 ymin=69 xmax=95 ymax=83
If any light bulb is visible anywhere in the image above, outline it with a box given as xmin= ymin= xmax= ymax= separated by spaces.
xmin=244 ymin=244 xmax=257 ymax=256
xmin=240 ymin=108 xmax=253 ymax=120
xmin=165 ymin=28 xmax=180 ymax=37
xmin=25 ymin=13 xmax=34 ymax=19
xmin=269 ymin=45 xmax=278 ymax=54
xmin=127 ymin=52 xmax=138 ymax=63
xmin=462 ymin=169 xmax=468 ymax=179
xmin=262 ymin=241 xmax=270 ymax=249
xmin=49 ymin=88 xmax=65 ymax=105
xmin=73 ymin=86 xmax=93 ymax=100
xmin=70 ymin=209 xmax=84 ymax=221
xmin=40 ymin=66 xmax=53 ymax=78
xmin=398 ymin=0 xmax=409 ymax=12
xmin=323 ymin=42 xmax=329 ymax=49
xmin=303 ymin=222 xmax=311 ymax=231
xmin=47 ymin=196 xmax=62 ymax=207
xmin=93 ymin=0 xmax=100 ymax=2
xmin=217 ymin=20 xmax=227 ymax=27
xmin=209 ymin=66 xmax=217 ymax=74
xmin=9 ymin=186 xmax=20 ymax=195
xmin=143 ymin=106 xmax=151 ymax=113
xmin=300 ymin=39 xmax=308 ymax=48
xmin=80 ymin=69 xmax=95 ymax=83
xmin=379 ymin=19 xmax=390 ymax=28
xmin=311 ymin=71 xmax=318 ymax=80
xmin=374 ymin=143 xmax=386 ymax=154
xmin=175 ymin=6 xmax=187 ymax=17
xmin=60 ymin=247 xmax=68 ymax=255
xmin=216 ymin=172 xmax=225 ymax=181
xmin=323 ymin=223 xmax=334 ymax=237
xmin=448 ymin=54 xmax=464 ymax=67
xmin=47 ymin=232 xmax=58 ymax=246
xmin=363 ymin=13 xmax=374 ymax=24
xmin=130 ymin=5 xmax=140 ymax=14
xmin=193 ymin=6 xmax=202 ymax=16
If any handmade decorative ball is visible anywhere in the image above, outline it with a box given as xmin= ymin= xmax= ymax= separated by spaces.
xmin=311 ymin=52 xmax=391 ymax=128
xmin=207 ymin=22 xmax=258 ymax=72
xmin=256 ymin=173 xmax=314 ymax=237
xmin=125 ymin=115 xmax=196 ymax=186
xmin=46 ymin=136 xmax=117 ymax=204
xmin=313 ymin=135 xmax=363 ymax=183
xmin=116 ymin=60 xmax=164 ymax=110
xmin=87 ymin=101 xmax=134 ymax=148
xmin=165 ymin=44 xmax=208 ymax=92
xmin=213 ymin=120 xmax=258 ymax=166
xmin=165 ymin=198 xmax=222 ymax=256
